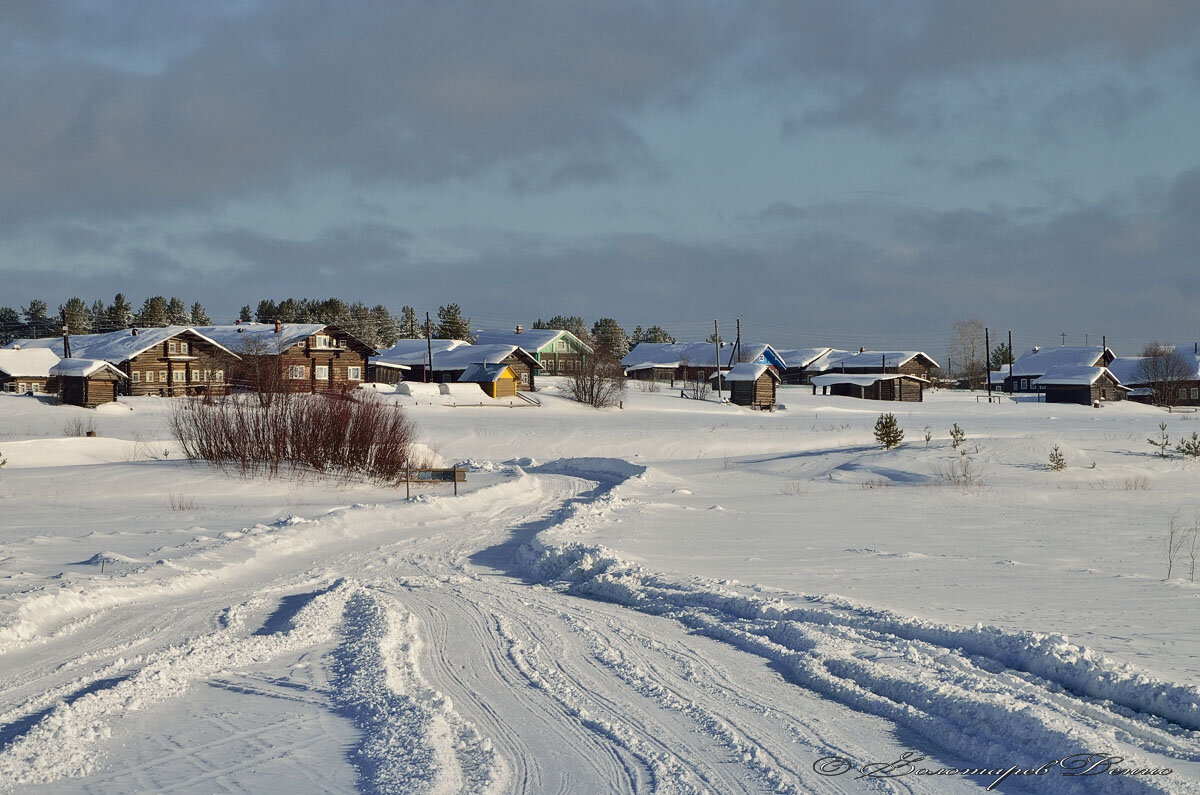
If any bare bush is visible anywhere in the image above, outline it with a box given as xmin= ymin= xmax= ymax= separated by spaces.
xmin=168 ymin=491 xmax=200 ymax=511
xmin=170 ymin=391 xmax=417 ymax=484
xmin=932 ymin=455 xmax=982 ymax=489
xmin=568 ymin=355 xmax=626 ymax=408
xmin=1165 ymin=513 xmax=1188 ymax=580
xmin=63 ymin=416 xmax=97 ymax=437
xmin=778 ymin=480 xmax=806 ymax=496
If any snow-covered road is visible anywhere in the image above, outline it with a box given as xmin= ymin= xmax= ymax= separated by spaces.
xmin=2 ymin=454 xmax=1198 ymax=793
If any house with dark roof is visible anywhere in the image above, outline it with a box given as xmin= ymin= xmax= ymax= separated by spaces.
xmin=805 ymin=349 xmax=940 ymax=383
xmin=622 ymin=342 xmax=786 ymax=384
xmin=50 ymin=359 xmax=127 ymax=407
xmin=711 ymin=362 xmax=780 ymax=408
xmin=1004 ymin=346 xmax=1115 ymax=394
xmin=372 ymin=341 xmax=538 ymax=390
xmin=810 ymin=372 xmax=928 ymax=402
xmin=1033 ymin=365 xmax=1129 ymax=405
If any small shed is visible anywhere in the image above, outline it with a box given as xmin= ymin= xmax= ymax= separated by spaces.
xmin=0 ymin=348 xmax=61 ymax=395
xmin=458 ymin=362 xmax=519 ymax=398
xmin=1033 ymin=366 xmax=1129 ymax=405
xmin=50 ymin=359 xmax=127 ymax=407
xmin=710 ymin=362 xmax=779 ymax=408
xmin=810 ymin=373 xmax=928 ymax=402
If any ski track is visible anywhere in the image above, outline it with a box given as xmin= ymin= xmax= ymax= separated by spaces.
xmin=0 ymin=457 xmax=1198 ymax=792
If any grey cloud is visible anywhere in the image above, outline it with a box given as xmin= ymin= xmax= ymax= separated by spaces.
xmin=950 ymin=156 xmax=1017 ymax=181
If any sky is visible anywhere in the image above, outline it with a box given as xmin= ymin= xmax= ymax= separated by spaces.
xmin=3 ymin=0 xmax=1200 ymax=355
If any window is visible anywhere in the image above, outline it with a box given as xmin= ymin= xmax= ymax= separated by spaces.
xmin=313 ymin=335 xmax=331 ymax=348
xmin=1181 ymin=388 xmax=1189 ymax=399
xmin=1192 ymin=388 xmax=1199 ymax=400
xmin=1020 ymin=378 xmax=1028 ymax=390
xmin=215 ymin=370 xmax=224 ymax=382
xmin=179 ymin=341 xmax=188 ymax=354
xmin=159 ymin=370 xmax=168 ymax=383
xmin=31 ymin=382 xmax=41 ymax=393
xmin=168 ymin=342 xmax=177 ymax=354
xmin=518 ymin=371 xmax=528 ymax=385
xmin=289 ymin=365 xmax=307 ymax=380
xmin=17 ymin=382 xmax=26 ymax=392
xmin=173 ymin=369 xmax=184 ymax=382
xmin=144 ymin=371 xmax=153 ymax=383
xmin=314 ymin=365 xmax=329 ymax=380
xmin=132 ymin=371 xmax=141 ymax=383
xmin=556 ymin=340 xmax=567 ymax=351
xmin=347 ymin=366 xmax=362 ymax=381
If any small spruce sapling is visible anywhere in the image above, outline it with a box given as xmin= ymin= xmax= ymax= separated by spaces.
xmin=949 ymin=423 xmax=966 ymax=449
xmin=923 ymin=426 xmax=932 ymax=449
xmin=1148 ymin=421 xmax=1171 ymax=458
xmin=1177 ymin=432 xmax=1200 ymax=457
xmin=1048 ymin=445 xmax=1066 ymax=471
xmin=874 ymin=413 xmax=904 ymax=450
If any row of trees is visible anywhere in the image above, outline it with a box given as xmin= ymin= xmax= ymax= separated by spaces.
xmin=531 ymin=315 xmax=674 ymax=358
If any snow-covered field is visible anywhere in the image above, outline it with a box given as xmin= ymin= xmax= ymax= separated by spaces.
xmin=1 ymin=382 xmax=1198 ymax=793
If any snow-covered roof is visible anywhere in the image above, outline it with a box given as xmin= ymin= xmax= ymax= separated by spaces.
xmin=709 ymin=362 xmax=780 ymax=382
xmin=49 ymin=358 xmax=127 ymax=379
xmin=14 ymin=326 xmax=239 ymax=364
xmin=810 ymin=349 xmax=940 ymax=372
xmin=622 ymin=342 xmax=785 ymax=371
xmin=376 ymin=343 xmax=533 ymax=371
xmin=1108 ymin=354 xmax=1200 ymax=386
xmin=474 ymin=328 xmax=594 ymax=354
xmin=0 ymin=348 xmax=61 ymax=378
xmin=1010 ymin=346 xmax=1111 ymax=377
xmin=775 ymin=347 xmax=832 ymax=369
xmin=1032 ymin=365 xmax=1128 ymax=388
xmin=457 ymin=362 xmax=514 ymax=383
xmin=195 ymin=323 xmax=377 ymax=355
xmin=810 ymin=373 xmax=930 ymax=387
xmin=373 ymin=339 xmax=470 ymax=365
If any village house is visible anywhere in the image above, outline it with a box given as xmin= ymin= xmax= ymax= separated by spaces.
xmin=803 ymin=349 xmax=940 ymax=383
xmin=712 ymin=362 xmax=780 ymax=408
xmin=372 ymin=340 xmax=538 ymax=390
xmin=367 ymin=339 xmax=465 ymax=384
xmin=774 ymin=347 xmax=834 ymax=384
xmin=50 ymin=359 xmax=127 ymax=407
xmin=1004 ymin=345 xmax=1115 ymax=394
xmin=0 ymin=348 xmax=61 ymax=395
xmin=810 ymin=372 xmax=928 ymax=402
xmin=622 ymin=342 xmax=787 ymax=384
xmin=1032 ymin=365 xmax=1129 ymax=405
xmin=457 ymin=362 xmax=520 ymax=398
xmin=196 ymin=322 xmax=376 ymax=394
xmin=1107 ymin=347 xmax=1200 ymax=406
xmin=473 ymin=327 xmax=592 ymax=375
xmin=12 ymin=326 xmax=238 ymax=397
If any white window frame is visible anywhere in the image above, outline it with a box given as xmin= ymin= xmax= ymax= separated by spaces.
xmin=215 ymin=370 xmax=224 ymax=382
xmin=518 ymin=371 xmax=528 ymax=385
xmin=172 ymin=369 xmax=184 ymax=383
xmin=132 ymin=371 xmax=141 ymax=383
xmin=313 ymin=335 xmax=332 ymax=348
xmin=168 ymin=341 xmax=177 ymax=354
xmin=144 ymin=371 xmax=154 ymax=383
xmin=1020 ymin=378 xmax=1028 ymax=390
xmin=289 ymin=365 xmax=307 ymax=380
xmin=179 ymin=341 xmax=188 ymax=354
xmin=159 ymin=370 xmax=168 ymax=383
xmin=347 ymin=366 xmax=362 ymax=381
xmin=314 ymin=365 xmax=329 ymax=380
xmin=1180 ymin=388 xmax=1189 ymax=399
xmin=556 ymin=340 xmax=567 ymax=351
xmin=1191 ymin=388 xmax=1199 ymax=400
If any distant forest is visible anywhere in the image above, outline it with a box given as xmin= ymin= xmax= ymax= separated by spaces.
xmin=0 ymin=296 xmax=676 ymax=356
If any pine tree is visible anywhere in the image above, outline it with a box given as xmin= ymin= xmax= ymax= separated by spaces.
xmin=874 ymin=413 xmax=904 ymax=450
xmin=89 ymin=299 xmax=108 ymax=330
xmin=238 ymin=305 xmax=253 ymax=323
xmin=435 ymin=303 xmax=472 ymax=340
xmin=190 ymin=302 xmax=212 ymax=325
xmin=398 ymin=306 xmax=421 ymax=339
xmin=591 ymin=318 xmax=629 ymax=358
xmin=0 ymin=307 xmax=20 ymax=345
xmin=21 ymin=299 xmax=51 ymax=338
xmin=371 ymin=305 xmax=399 ymax=348
xmin=990 ymin=342 xmax=1013 ymax=371
xmin=134 ymin=296 xmax=170 ymax=327
xmin=167 ymin=297 xmax=190 ymax=325
xmin=255 ymin=299 xmax=278 ymax=324
xmin=642 ymin=325 xmax=674 ymax=344
xmin=59 ymin=297 xmax=92 ymax=334
xmin=545 ymin=315 xmax=591 ymax=344
xmin=343 ymin=302 xmax=378 ymax=347
xmin=108 ymin=293 xmax=134 ymax=330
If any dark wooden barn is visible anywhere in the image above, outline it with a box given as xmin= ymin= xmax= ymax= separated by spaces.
xmin=712 ymin=362 xmax=779 ymax=408
xmin=1033 ymin=366 xmax=1129 ymax=405
xmin=50 ymin=359 xmax=126 ymax=407
xmin=810 ymin=373 xmax=927 ymax=402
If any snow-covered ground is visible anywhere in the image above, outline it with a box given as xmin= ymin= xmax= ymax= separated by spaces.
xmin=1 ymin=383 xmax=1198 ymax=793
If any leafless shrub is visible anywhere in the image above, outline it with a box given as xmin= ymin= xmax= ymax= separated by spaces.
xmin=1085 ymin=476 xmax=1151 ymax=491
xmin=932 ymin=455 xmax=982 ymax=489
xmin=168 ymin=491 xmax=199 ymax=511
xmin=169 ymin=391 xmax=417 ymax=484
xmin=778 ymin=480 xmax=806 ymax=496
xmin=1166 ymin=513 xmax=1188 ymax=580
xmin=861 ymin=477 xmax=891 ymax=489
xmin=568 ymin=354 xmax=626 ymax=408
xmin=63 ymin=416 xmax=97 ymax=437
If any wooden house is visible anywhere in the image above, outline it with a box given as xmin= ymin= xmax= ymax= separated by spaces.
xmin=50 ymin=359 xmax=126 ymax=407
xmin=0 ymin=348 xmax=61 ymax=395
xmin=368 ymin=339 xmax=465 ymax=384
xmin=714 ymin=362 xmax=780 ymax=408
xmin=458 ymin=362 xmax=519 ymax=398
xmin=775 ymin=348 xmax=833 ymax=384
xmin=1004 ymin=346 xmax=1114 ymax=394
xmin=13 ymin=326 xmax=239 ymax=397
xmin=1033 ymin=366 xmax=1129 ymax=405
xmin=1108 ymin=349 xmax=1200 ymax=406
xmin=805 ymin=349 xmax=939 ymax=383
xmin=810 ymin=373 xmax=928 ymax=402
xmin=474 ymin=327 xmax=592 ymax=375
xmin=197 ymin=322 xmax=376 ymax=394
xmin=623 ymin=342 xmax=787 ymax=384
xmin=374 ymin=341 xmax=538 ymax=390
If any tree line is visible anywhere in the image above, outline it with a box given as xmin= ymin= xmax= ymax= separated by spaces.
xmin=0 ymin=296 xmax=677 ymax=357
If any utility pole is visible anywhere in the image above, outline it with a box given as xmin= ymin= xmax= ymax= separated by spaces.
xmin=727 ymin=318 xmax=741 ymax=369
xmin=984 ymin=326 xmax=992 ymax=398
xmin=425 ymin=312 xmax=433 ymax=384
xmin=1085 ymin=331 xmax=1089 ymax=346
xmin=713 ymin=320 xmax=722 ymax=401
xmin=1061 ymin=331 xmax=1067 ymax=346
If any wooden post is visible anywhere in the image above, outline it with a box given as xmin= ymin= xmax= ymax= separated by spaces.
xmin=425 ymin=312 xmax=433 ymax=384
xmin=454 ymin=468 xmax=458 ymax=496
xmin=984 ymin=326 xmax=992 ymax=398
xmin=713 ymin=320 xmax=722 ymax=401
xmin=1008 ymin=330 xmax=1013 ymax=394
xmin=406 ymin=461 xmax=411 ymax=500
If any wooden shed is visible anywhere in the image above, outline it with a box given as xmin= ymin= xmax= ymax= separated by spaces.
xmin=810 ymin=373 xmax=927 ymax=402
xmin=1033 ymin=366 xmax=1129 ymax=405
xmin=458 ymin=362 xmax=519 ymax=398
xmin=710 ymin=362 xmax=779 ymax=408
xmin=0 ymin=348 xmax=61 ymax=395
xmin=50 ymin=359 xmax=127 ymax=407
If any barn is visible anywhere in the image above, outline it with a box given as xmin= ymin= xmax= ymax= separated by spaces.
xmin=50 ymin=359 xmax=127 ymax=407
xmin=458 ymin=362 xmax=519 ymax=398
xmin=710 ymin=362 xmax=779 ymax=408
xmin=810 ymin=373 xmax=928 ymax=402
xmin=1032 ymin=365 xmax=1129 ymax=405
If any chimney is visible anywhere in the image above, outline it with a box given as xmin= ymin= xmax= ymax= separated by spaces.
xmin=859 ymin=346 xmax=866 ymax=353
xmin=131 ymin=328 xmax=139 ymax=336
xmin=62 ymin=325 xmax=71 ymax=359
xmin=515 ymin=324 xmax=523 ymax=334
xmin=274 ymin=319 xmax=282 ymax=333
